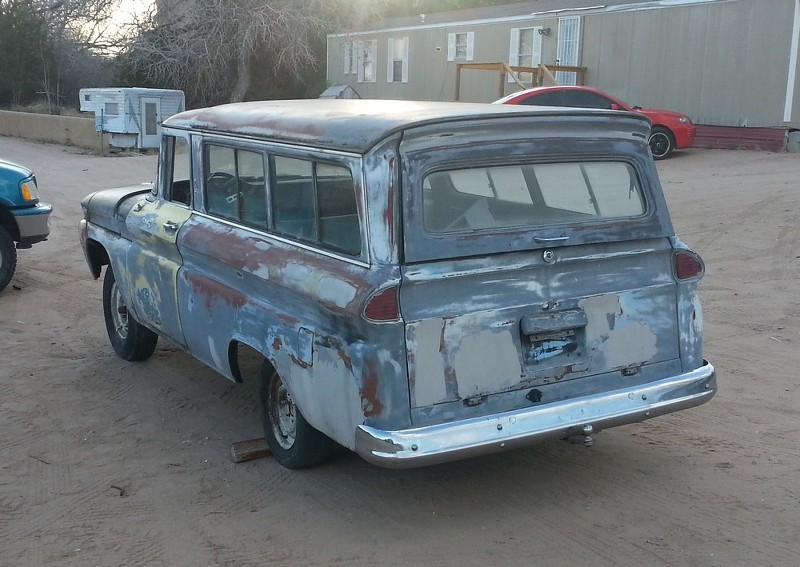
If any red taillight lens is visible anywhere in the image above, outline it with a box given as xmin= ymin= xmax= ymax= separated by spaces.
xmin=674 ymin=251 xmax=704 ymax=280
xmin=363 ymin=286 xmax=400 ymax=322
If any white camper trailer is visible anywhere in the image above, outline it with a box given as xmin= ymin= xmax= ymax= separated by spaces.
xmin=79 ymin=88 xmax=185 ymax=150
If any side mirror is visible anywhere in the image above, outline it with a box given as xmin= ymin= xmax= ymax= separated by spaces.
xmin=610 ymin=103 xmax=622 ymax=111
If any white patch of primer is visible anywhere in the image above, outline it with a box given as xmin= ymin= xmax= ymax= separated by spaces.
xmin=452 ymin=330 xmax=521 ymax=397
xmin=316 ymin=276 xmax=357 ymax=307
xmin=409 ymin=318 xmax=448 ymax=407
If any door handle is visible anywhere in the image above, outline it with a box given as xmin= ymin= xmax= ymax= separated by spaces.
xmin=533 ymin=236 xmax=569 ymax=243
xmin=163 ymin=220 xmax=179 ymax=235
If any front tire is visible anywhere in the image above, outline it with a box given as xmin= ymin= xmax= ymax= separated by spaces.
xmin=0 ymin=225 xmax=17 ymax=293
xmin=649 ymin=126 xmax=675 ymax=160
xmin=102 ymin=265 xmax=158 ymax=361
xmin=260 ymin=362 xmax=335 ymax=469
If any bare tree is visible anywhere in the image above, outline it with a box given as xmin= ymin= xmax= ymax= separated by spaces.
xmin=122 ymin=0 xmax=388 ymax=106
xmin=125 ymin=0 xmax=315 ymax=105
xmin=37 ymin=0 xmax=119 ymax=110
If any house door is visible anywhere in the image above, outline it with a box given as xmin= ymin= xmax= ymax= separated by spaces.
xmin=556 ymin=16 xmax=581 ymax=85
xmin=140 ymin=97 xmax=161 ymax=148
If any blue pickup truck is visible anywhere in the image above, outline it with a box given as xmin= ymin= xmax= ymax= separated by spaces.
xmin=0 ymin=159 xmax=52 ymax=292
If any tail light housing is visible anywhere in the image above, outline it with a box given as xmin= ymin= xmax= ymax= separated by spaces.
xmin=363 ymin=286 xmax=400 ymax=322
xmin=674 ymin=250 xmax=704 ymax=281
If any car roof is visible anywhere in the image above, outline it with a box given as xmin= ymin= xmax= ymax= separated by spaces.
xmin=494 ymin=86 xmax=613 ymax=104
xmin=163 ymin=99 xmax=647 ymax=153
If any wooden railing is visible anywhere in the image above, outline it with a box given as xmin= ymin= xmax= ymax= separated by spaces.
xmin=454 ymin=62 xmax=587 ymax=101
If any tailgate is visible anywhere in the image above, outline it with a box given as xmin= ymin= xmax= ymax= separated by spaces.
xmin=401 ymin=239 xmax=681 ymax=426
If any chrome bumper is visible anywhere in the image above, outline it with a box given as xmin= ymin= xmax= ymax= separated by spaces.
xmin=355 ymin=362 xmax=716 ymax=469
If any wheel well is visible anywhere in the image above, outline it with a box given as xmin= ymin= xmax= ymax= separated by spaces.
xmin=652 ymin=125 xmax=675 ymax=141
xmin=229 ymin=340 xmax=274 ymax=383
xmin=84 ymin=239 xmax=110 ymax=279
xmin=0 ymin=207 xmax=20 ymax=241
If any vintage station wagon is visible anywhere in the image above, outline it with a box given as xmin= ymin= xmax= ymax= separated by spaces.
xmin=79 ymin=100 xmax=716 ymax=469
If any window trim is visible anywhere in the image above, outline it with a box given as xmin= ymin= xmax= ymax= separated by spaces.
xmin=508 ymin=27 xmax=543 ymax=84
xmin=447 ymin=31 xmax=474 ymax=62
xmin=387 ymin=36 xmax=409 ymax=83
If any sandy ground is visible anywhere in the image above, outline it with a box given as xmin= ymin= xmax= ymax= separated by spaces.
xmin=0 ymin=136 xmax=798 ymax=567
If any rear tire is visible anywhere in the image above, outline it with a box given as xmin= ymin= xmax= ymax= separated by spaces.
xmin=260 ymin=361 xmax=335 ymax=469
xmin=649 ymin=126 xmax=675 ymax=160
xmin=102 ymin=265 xmax=158 ymax=361
xmin=0 ymin=225 xmax=17 ymax=293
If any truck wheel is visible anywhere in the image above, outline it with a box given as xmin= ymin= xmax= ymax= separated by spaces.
xmin=102 ymin=265 xmax=158 ymax=361
xmin=0 ymin=225 xmax=17 ymax=293
xmin=260 ymin=362 xmax=335 ymax=469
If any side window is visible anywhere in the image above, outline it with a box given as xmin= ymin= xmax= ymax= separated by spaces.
xmin=562 ymin=90 xmax=615 ymax=109
xmin=204 ymin=144 xmax=267 ymax=228
xmin=272 ymin=156 xmax=361 ymax=256
xmin=519 ymin=91 xmax=562 ymax=107
xmin=163 ymin=135 xmax=192 ymax=206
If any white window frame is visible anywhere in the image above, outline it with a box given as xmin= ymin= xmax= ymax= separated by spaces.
xmin=357 ymin=39 xmax=377 ymax=83
xmin=447 ymin=31 xmax=475 ymax=62
xmin=508 ymin=27 xmax=543 ymax=83
xmin=387 ymin=36 xmax=409 ymax=83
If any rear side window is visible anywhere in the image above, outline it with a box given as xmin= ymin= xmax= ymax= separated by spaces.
xmin=272 ymin=156 xmax=361 ymax=256
xmin=423 ymin=161 xmax=644 ymax=233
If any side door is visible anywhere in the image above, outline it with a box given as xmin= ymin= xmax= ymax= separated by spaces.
xmin=140 ymin=97 xmax=161 ymax=148
xmin=124 ymin=133 xmax=192 ymax=346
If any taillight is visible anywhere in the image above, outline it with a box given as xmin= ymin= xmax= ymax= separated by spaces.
xmin=363 ymin=286 xmax=400 ymax=322
xmin=674 ymin=251 xmax=704 ymax=280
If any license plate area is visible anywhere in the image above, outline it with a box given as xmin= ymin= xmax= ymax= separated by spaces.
xmin=521 ymin=309 xmax=589 ymax=383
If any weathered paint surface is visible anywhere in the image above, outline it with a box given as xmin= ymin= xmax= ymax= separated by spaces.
xmin=80 ymin=101 xmax=712 ymax=466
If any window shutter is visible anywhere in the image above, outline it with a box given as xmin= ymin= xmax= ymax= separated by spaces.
xmin=387 ymin=38 xmax=394 ymax=82
xmin=401 ymin=37 xmax=409 ymax=83
xmin=508 ymin=28 xmax=520 ymax=83
xmin=447 ymin=33 xmax=456 ymax=61
xmin=369 ymin=40 xmax=377 ymax=83
xmin=466 ymin=31 xmax=475 ymax=61
xmin=344 ymin=42 xmax=351 ymax=75
xmin=532 ymin=28 xmax=543 ymax=66
xmin=357 ymin=40 xmax=364 ymax=83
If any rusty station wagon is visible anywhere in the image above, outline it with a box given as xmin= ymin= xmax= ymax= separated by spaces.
xmin=79 ymin=100 xmax=716 ymax=469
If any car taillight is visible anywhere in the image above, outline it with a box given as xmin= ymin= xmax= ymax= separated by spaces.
xmin=363 ymin=286 xmax=400 ymax=322
xmin=674 ymin=251 xmax=704 ymax=280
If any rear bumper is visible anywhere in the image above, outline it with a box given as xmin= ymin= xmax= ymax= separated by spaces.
xmin=355 ymin=361 xmax=716 ymax=469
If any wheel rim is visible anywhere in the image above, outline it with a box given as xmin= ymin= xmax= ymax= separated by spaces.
xmin=649 ymin=132 xmax=671 ymax=158
xmin=268 ymin=374 xmax=296 ymax=450
xmin=110 ymin=280 xmax=129 ymax=340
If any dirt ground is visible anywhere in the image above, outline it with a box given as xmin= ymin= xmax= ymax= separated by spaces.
xmin=0 ymin=135 xmax=798 ymax=567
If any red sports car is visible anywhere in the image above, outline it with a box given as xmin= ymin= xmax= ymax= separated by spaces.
xmin=495 ymin=86 xmax=695 ymax=160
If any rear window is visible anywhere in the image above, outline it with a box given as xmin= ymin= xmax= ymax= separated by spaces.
xmin=423 ymin=161 xmax=645 ymax=233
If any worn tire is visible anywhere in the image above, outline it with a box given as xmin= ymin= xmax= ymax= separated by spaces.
xmin=649 ymin=126 xmax=675 ymax=160
xmin=0 ymin=225 xmax=17 ymax=293
xmin=102 ymin=265 xmax=158 ymax=361
xmin=260 ymin=361 xmax=335 ymax=469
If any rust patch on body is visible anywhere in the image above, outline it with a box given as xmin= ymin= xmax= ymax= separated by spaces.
xmin=360 ymin=358 xmax=385 ymax=417
xmin=184 ymin=271 xmax=247 ymax=310
xmin=272 ymin=337 xmax=283 ymax=350
xmin=338 ymin=349 xmax=353 ymax=373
